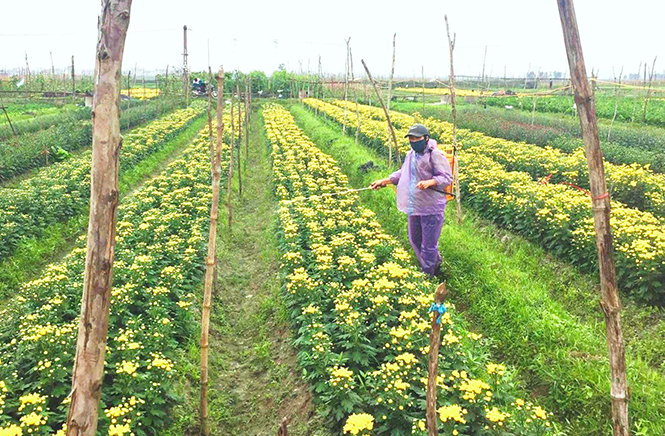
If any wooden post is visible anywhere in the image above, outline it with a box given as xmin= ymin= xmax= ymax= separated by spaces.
xmin=71 ymin=55 xmax=76 ymax=100
xmin=343 ymin=37 xmax=351 ymax=133
xmin=608 ymin=66 xmax=623 ymax=141
xmin=66 ymin=1 xmax=132 ymax=435
xmin=200 ymin=66 xmax=224 ymax=436
xmin=361 ymin=59 xmax=399 ymax=164
xmin=557 ymin=2 xmax=630 ymax=435
xmin=165 ymin=65 xmax=169 ymax=95
xmin=126 ymin=71 xmax=131 ymax=110
xmin=642 ymin=56 xmax=657 ymax=123
xmin=244 ymin=76 xmax=250 ymax=172
xmin=426 ymin=283 xmax=448 ymax=435
xmin=421 ymin=66 xmax=425 ymax=112
xmin=445 ymin=15 xmax=462 ymax=224
xmin=481 ymin=46 xmax=487 ymax=86
xmin=183 ymin=25 xmax=189 ymax=105
xmin=236 ymin=81 xmax=242 ymax=198
xmin=387 ymin=33 xmax=396 ymax=111
xmin=228 ymin=87 xmax=235 ymax=230
xmin=350 ymin=47 xmax=361 ymax=146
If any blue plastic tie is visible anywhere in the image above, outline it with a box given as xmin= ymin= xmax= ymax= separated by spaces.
xmin=428 ymin=302 xmax=447 ymax=325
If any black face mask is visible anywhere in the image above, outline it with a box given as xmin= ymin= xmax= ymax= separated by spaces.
xmin=410 ymin=138 xmax=427 ymax=153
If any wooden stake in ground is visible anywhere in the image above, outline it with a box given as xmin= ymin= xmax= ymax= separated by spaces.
xmin=244 ymin=76 xmax=251 ymax=172
xmin=557 ymin=2 xmax=630 ymax=435
xmin=387 ymin=33 xmax=396 ymax=111
xmin=200 ymin=67 xmax=224 ymax=436
xmin=236 ymin=81 xmax=243 ymax=198
xmin=71 ymin=55 xmax=76 ymax=101
xmin=183 ymin=25 xmax=189 ymax=105
xmin=343 ymin=37 xmax=351 ymax=133
xmin=66 ymin=1 xmax=132 ymax=435
xmin=426 ymin=283 xmax=448 ymax=435
xmin=228 ymin=86 xmax=235 ymax=230
xmin=445 ymin=15 xmax=462 ymax=224
xmin=642 ymin=56 xmax=657 ymax=123
xmin=361 ymin=59 xmax=400 ymax=164
xmin=608 ymin=66 xmax=623 ymax=141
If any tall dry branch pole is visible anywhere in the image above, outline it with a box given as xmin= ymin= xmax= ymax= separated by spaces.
xmin=608 ymin=66 xmax=623 ymax=141
xmin=343 ymin=37 xmax=351 ymax=133
xmin=183 ymin=25 xmax=189 ymax=105
xmin=426 ymin=284 xmax=448 ymax=435
xmin=642 ymin=56 xmax=657 ymax=123
xmin=200 ymin=66 xmax=224 ymax=436
xmin=66 ymin=1 xmax=132 ymax=435
xmin=350 ymin=47 xmax=361 ymax=145
xmin=445 ymin=15 xmax=462 ymax=224
xmin=387 ymin=33 xmax=396 ymax=111
xmin=361 ymin=59 xmax=399 ymax=165
xmin=71 ymin=56 xmax=76 ymax=100
xmin=244 ymin=76 xmax=250 ymax=172
xmin=557 ymin=1 xmax=630 ymax=435
xmin=236 ymin=80 xmax=243 ymax=198
xmin=228 ymin=87 xmax=235 ymax=230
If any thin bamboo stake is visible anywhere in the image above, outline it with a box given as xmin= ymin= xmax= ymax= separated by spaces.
xmin=228 ymin=88 xmax=235 ymax=230
xmin=557 ymin=2 xmax=630 ymax=435
xmin=445 ymin=15 xmax=462 ymax=224
xmin=426 ymin=284 xmax=448 ymax=435
xmin=236 ymin=80 xmax=243 ymax=198
xmin=350 ymin=47 xmax=360 ymax=146
xmin=608 ymin=66 xmax=623 ymax=141
xmin=343 ymin=37 xmax=351 ymax=133
xmin=244 ymin=76 xmax=250 ymax=173
xmin=200 ymin=66 xmax=224 ymax=436
xmin=387 ymin=33 xmax=396 ymax=111
xmin=642 ymin=56 xmax=657 ymax=123
xmin=361 ymin=59 xmax=399 ymax=164
xmin=66 ymin=2 xmax=132 ymax=435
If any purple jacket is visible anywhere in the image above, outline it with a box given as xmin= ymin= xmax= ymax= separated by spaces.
xmin=389 ymin=139 xmax=453 ymax=216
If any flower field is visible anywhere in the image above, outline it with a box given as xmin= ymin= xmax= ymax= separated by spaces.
xmin=304 ymin=98 xmax=665 ymax=303
xmin=0 ymin=105 xmax=204 ymax=263
xmin=0 ymin=98 xmax=184 ymax=181
xmin=121 ymin=88 xmax=162 ymax=100
xmin=0 ymin=123 xmax=229 ymax=435
xmin=264 ymin=103 xmax=555 ymax=436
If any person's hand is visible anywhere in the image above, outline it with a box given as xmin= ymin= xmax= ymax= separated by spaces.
xmin=416 ymin=179 xmax=437 ymax=190
xmin=370 ymin=179 xmax=389 ymax=190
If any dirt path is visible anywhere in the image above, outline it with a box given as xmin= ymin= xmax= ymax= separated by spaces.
xmin=202 ymin=108 xmax=332 ymax=436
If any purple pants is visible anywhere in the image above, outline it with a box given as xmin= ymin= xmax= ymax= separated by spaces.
xmin=407 ymin=214 xmax=444 ymax=276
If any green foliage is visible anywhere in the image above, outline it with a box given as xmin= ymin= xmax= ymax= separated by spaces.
xmin=289 ymin=103 xmax=665 ymax=435
xmin=0 ymin=106 xmax=203 ymax=263
xmin=0 ymin=98 xmax=184 ymax=182
xmin=0 ymin=126 xmax=229 ymax=435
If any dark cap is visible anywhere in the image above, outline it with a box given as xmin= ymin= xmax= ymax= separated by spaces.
xmin=405 ymin=124 xmax=429 ymax=138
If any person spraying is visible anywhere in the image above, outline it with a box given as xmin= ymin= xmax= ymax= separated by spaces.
xmin=370 ymin=124 xmax=453 ymax=277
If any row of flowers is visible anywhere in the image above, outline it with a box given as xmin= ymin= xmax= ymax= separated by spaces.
xmin=264 ymin=103 xmax=554 ymax=436
xmin=328 ymin=96 xmax=665 ymax=219
xmin=309 ymin=98 xmax=665 ymax=303
xmin=0 ymin=103 xmax=231 ymax=263
xmin=0 ymin=122 xmax=229 ymax=435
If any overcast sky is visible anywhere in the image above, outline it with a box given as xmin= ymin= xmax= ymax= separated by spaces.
xmin=1 ymin=0 xmax=663 ymax=79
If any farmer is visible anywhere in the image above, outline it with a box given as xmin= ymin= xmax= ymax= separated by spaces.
xmin=370 ymin=124 xmax=453 ymax=277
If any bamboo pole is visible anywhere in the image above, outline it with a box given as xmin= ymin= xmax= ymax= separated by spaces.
xmin=350 ymin=47 xmax=360 ymax=146
xmin=236 ymin=80 xmax=243 ymax=198
xmin=445 ymin=15 xmax=462 ymax=224
xmin=557 ymin=2 xmax=630 ymax=435
xmin=608 ymin=66 xmax=623 ymax=141
xmin=66 ymin=1 xmax=132 ymax=435
xmin=244 ymin=76 xmax=250 ymax=173
xmin=387 ymin=33 xmax=396 ymax=111
xmin=343 ymin=37 xmax=351 ymax=133
xmin=71 ymin=55 xmax=76 ymax=101
xmin=361 ymin=59 xmax=399 ymax=165
xmin=426 ymin=284 xmax=448 ymax=435
xmin=200 ymin=66 xmax=224 ymax=436
xmin=642 ymin=56 xmax=657 ymax=123
xmin=228 ymin=87 xmax=235 ymax=230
